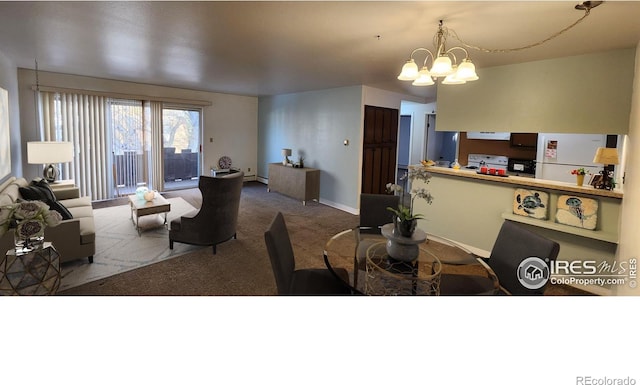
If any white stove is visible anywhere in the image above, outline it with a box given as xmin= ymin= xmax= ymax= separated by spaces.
xmin=466 ymin=154 xmax=509 ymax=170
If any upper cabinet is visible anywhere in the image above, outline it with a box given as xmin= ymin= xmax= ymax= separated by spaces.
xmin=436 ymin=49 xmax=635 ymax=135
xmin=510 ymin=133 xmax=538 ymax=149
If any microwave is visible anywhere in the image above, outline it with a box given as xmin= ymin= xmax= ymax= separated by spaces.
xmin=507 ymin=158 xmax=536 ymax=175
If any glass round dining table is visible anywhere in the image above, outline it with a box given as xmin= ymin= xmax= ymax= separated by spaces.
xmin=323 ymin=227 xmax=500 ymax=295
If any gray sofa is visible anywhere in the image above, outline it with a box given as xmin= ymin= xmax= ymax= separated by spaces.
xmin=0 ymin=177 xmax=96 ymax=263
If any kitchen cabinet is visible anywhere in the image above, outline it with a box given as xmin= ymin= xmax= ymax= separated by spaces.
xmin=510 ymin=133 xmax=538 ymax=149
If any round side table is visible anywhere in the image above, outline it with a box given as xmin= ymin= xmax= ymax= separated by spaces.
xmin=380 ymin=223 xmax=426 ymax=262
xmin=0 ymin=243 xmax=61 ymax=296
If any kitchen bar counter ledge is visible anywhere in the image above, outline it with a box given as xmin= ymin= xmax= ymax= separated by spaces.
xmin=424 ymin=166 xmax=623 ymax=199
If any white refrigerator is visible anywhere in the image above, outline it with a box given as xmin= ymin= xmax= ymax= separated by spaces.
xmin=535 ymin=133 xmax=606 ymax=183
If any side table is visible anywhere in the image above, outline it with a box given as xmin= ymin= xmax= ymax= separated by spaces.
xmin=364 ymin=241 xmax=442 ymax=295
xmin=0 ymin=242 xmax=61 ymax=295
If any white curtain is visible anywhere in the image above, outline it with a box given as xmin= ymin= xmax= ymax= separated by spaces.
xmin=39 ymin=92 xmax=110 ymax=200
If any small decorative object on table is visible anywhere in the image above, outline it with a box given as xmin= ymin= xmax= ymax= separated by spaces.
xmin=144 ymin=190 xmax=156 ymax=202
xmin=570 ymin=168 xmax=589 ymax=187
xmin=386 ymin=165 xmax=434 ymax=238
xmin=380 ymin=223 xmax=426 ymax=262
xmin=1 ymin=201 xmax=63 ymax=295
xmin=281 ymin=149 xmax=292 ymax=165
xmin=136 ymin=186 xmax=149 ymax=200
xmin=384 ymin=165 xmax=434 ymax=261
xmin=0 ymin=200 xmax=62 ymax=253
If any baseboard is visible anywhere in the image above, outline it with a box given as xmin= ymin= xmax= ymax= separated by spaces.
xmin=318 ymin=198 xmax=358 ymax=215
xmin=255 ymin=177 xmax=357 ymax=214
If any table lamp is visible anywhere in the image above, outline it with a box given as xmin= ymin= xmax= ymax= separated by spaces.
xmin=592 ymin=147 xmax=619 ymax=190
xmin=27 ymin=141 xmax=74 ymax=182
xmin=281 ymin=148 xmax=292 ymax=165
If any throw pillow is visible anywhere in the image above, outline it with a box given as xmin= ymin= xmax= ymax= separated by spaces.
xmin=19 ymin=180 xmax=73 ymax=220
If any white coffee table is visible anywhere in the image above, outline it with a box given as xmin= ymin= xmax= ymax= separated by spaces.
xmin=128 ymin=194 xmax=171 ymax=236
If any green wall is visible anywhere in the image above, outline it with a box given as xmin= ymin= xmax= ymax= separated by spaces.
xmin=413 ymin=174 xmax=620 ymax=294
xmin=437 ymin=48 xmax=635 ymax=135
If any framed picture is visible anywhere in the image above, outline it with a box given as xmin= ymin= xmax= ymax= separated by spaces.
xmin=556 ymin=195 xmax=598 ymax=230
xmin=0 ymin=87 xmax=10 ymax=180
xmin=589 ymin=173 xmax=603 ymax=187
xmin=513 ymin=188 xmax=548 ymax=220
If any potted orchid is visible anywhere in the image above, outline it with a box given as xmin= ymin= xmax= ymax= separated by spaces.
xmin=0 ymin=200 xmax=62 ymax=253
xmin=386 ymin=165 xmax=434 ymax=237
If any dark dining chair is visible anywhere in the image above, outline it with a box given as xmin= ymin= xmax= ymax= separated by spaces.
xmin=264 ymin=212 xmax=351 ymax=295
xmin=353 ymin=193 xmax=400 ymax=287
xmin=439 ymin=220 xmax=560 ymax=295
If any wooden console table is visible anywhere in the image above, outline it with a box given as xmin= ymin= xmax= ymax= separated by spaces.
xmin=267 ymin=163 xmax=320 ymax=205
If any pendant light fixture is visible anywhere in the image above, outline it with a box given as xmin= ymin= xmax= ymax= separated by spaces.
xmin=397 ymin=20 xmax=477 ymax=87
xmin=398 ymin=1 xmax=602 ymax=87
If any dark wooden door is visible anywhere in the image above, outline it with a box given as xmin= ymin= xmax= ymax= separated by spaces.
xmin=361 ymin=105 xmax=399 ymax=194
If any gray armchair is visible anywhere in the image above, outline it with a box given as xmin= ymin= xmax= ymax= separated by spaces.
xmin=169 ymin=171 xmax=244 ymax=254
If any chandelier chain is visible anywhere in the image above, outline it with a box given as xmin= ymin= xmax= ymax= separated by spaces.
xmin=448 ymin=8 xmax=592 ymax=54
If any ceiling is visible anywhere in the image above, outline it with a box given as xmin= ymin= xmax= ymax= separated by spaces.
xmin=1 ymin=1 xmax=640 ymax=101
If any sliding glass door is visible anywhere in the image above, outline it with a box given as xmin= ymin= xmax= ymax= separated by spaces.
xmin=39 ymin=91 xmax=203 ymax=199
xmin=162 ymin=107 xmax=202 ymax=190
xmin=110 ymin=99 xmax=147 ymax=196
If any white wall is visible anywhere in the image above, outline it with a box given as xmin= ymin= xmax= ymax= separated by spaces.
xmin=0 ymin=49 xmax=22 ymax=181
xmin=614 ymin=42 xmax=640 ymax=295
xmin=17 ymin=69 xmax=258 ymax=181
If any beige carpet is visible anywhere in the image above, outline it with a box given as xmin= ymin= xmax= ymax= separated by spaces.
xmin=59 ymin=197 xmax=203 ymax=291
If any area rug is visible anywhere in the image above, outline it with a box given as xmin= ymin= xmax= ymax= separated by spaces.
xmin=59 ymin=197 xmax=203 ymax=291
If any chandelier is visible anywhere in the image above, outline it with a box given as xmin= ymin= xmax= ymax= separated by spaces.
xmin=397 ymin=20 xmax=477 ymax=86
xmin=397 ymin=1 xmax=602 ymax=86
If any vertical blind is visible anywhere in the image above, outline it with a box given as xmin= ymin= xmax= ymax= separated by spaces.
xmin=38 ymin=92 xmax=166 ymax=200
xmin=39 ymin=92 xmax=110 ymax=200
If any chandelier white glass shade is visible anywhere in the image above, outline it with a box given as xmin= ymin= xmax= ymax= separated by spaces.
xmin=397 ymin=21 xmax=478 ymax=86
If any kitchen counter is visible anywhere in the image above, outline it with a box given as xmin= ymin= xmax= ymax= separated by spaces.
xmin=413 ymin=166 xmax=621 ymax=295
xmin=425 ymin=166 xmax=623 ymax=199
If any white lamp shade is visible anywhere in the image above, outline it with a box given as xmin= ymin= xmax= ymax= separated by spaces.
xmin=27 ymin=141 xmax=74 ymax=164
xmin=442 ymin=66 xmax=466 ymax=85
xmin=456 ymin=59 xmax=479 ymax=81
xmin=281 ymin=148 xmax=292 ymax=157
xmin=430 ymin=56 xmax=454 ymax=77
xmin=397 ymin=59 xmax=419 ymax=81
xmin=412 ymin=67 xmax=435 ymax=86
